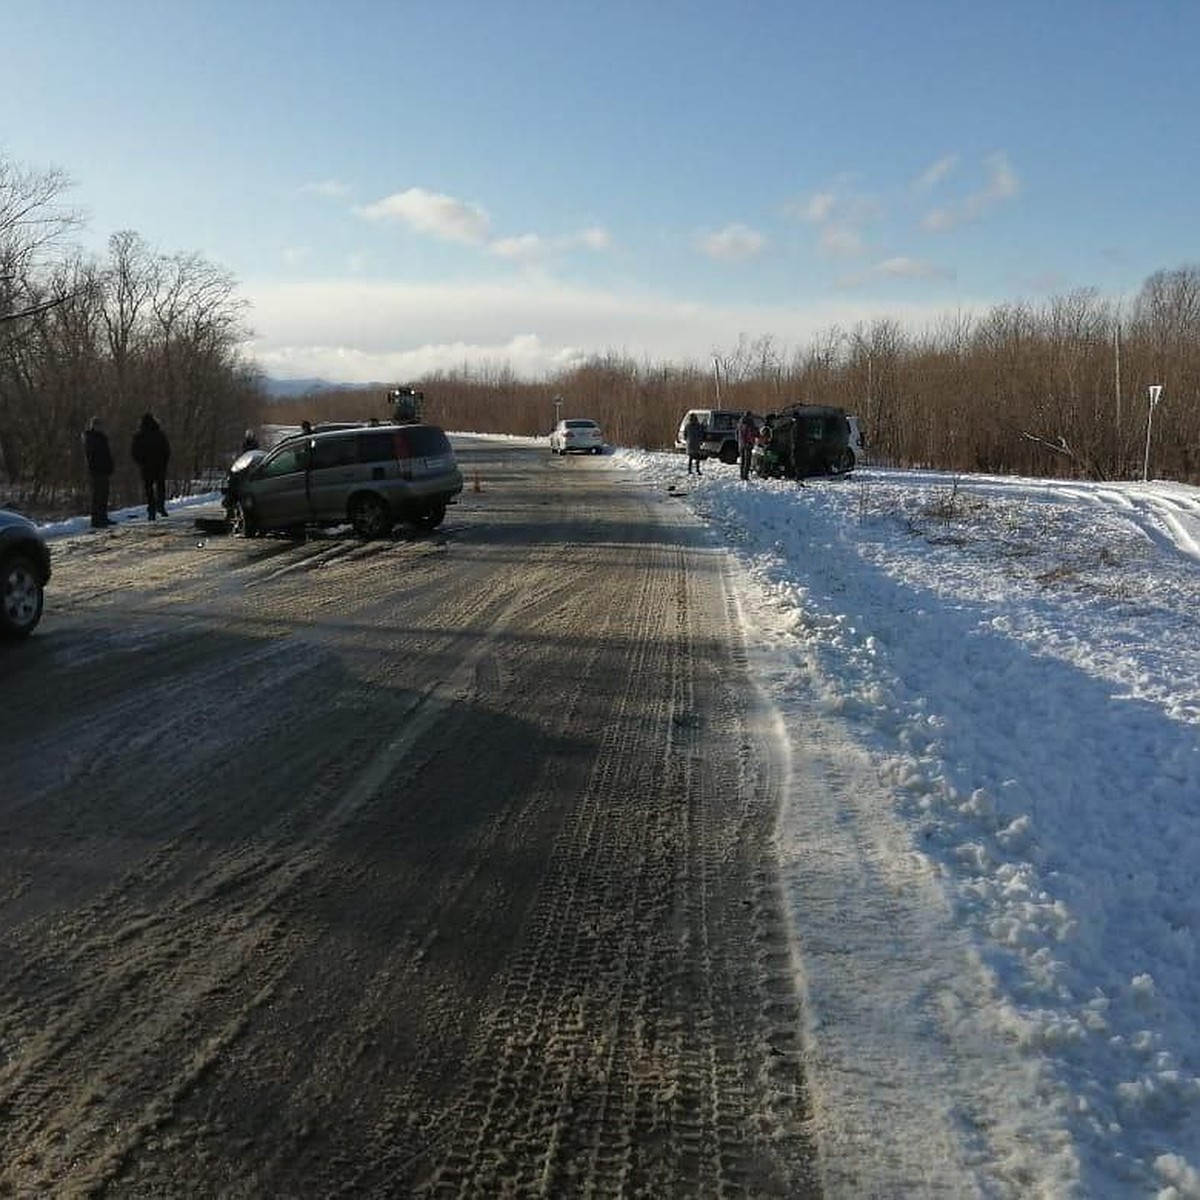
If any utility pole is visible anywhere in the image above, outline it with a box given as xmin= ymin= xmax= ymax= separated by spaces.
xmin=1143 ymin=385 xmax=1163 ymax=482
xmin=1113 ymin=317 xmax=1122 ymax=471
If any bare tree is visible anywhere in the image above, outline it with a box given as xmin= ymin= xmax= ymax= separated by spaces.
xmin=0 ymin=159 xmax=80 ymax=316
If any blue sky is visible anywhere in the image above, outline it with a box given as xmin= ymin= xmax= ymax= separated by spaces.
xmin=5 ymin=0 xmax=1197 ymax=382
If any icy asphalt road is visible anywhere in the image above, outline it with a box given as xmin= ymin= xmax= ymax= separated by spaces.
xmin=0 ymin=437 xmax=818 ymax=1197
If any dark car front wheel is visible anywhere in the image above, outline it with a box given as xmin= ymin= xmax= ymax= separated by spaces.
xmin=0 ymin=551 xmax=45 ymax=638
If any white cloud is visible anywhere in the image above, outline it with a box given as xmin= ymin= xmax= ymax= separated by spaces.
xmin=242 ymin=276 xmax=980 ymax=383
xmin=819 ymin=224 xmax=866 ymax=258
xmin=255 ymin=333 xmax=584 ymax=383
xmin=355 ymin=187 xmax=491 ymax=245
xmin=489 ymin=233 xmax=547 ymax=263
xmin=698 ymin=223 xmax=766 ymax=262
xmin=873 ymin=256 xmax=953 ymax=281
xmin=296 ymin=179 xmax=351 ymax=199
xmin=921 ymin=152 xmax=1020 ymax=232
xmin=578 ymin=226 xmax=610 ymax=251
xmin=837 ymin=256 xmax=955 ymax=288
xmin=914 ymin=154 xmax=959 ymax=191
xmin=489 ymin=226 xmax=613 ymax=264
xmin=793 ymin=191 xmax=838 ymax=224
xmin=788 ymin=185 xmax=878 ymax=259
xmin=981 ymin=151 xmax=1019 ymax=202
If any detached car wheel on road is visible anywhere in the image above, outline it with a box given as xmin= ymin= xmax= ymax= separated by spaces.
xmin=0 ymin=509 xmax=51 ymax=638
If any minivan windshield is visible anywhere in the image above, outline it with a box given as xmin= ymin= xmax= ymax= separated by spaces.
xmin=258 ymin=443 xmax=309 ymax=477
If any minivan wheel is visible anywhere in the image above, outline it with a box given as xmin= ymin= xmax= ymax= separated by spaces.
xmin=831 ymin=449 xmax=855 ymax=475
xmin=0 ymin=552 xmax=44 ymax=638
xmin=411 ymin=503 xmax=446 ymax=532
xmin=718 ymin=441 xmax=739 ymax=465
xmin=351 ymin=495 xmax=393 ymax=538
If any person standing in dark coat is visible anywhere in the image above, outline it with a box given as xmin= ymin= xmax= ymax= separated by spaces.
xmin=83 ymin=416 xmax=116 ymax=528
xmin=737 ymin=411 xmax=758 ymax=481
xmin=131 ymin=412 xmax=171 ymax=520
xmin=684 ymin=412 xmax=707 ymax=475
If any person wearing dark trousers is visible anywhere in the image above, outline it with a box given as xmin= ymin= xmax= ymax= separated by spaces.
xmin=737 ymin=411 xmax=757 ymax=481
xmin=83 ymin=417 xmax=116 ymax=528
xmin=684 ymin=412 xmax=706 ymax=475
xmin=131 ymin=411 xmax=171 ymax=520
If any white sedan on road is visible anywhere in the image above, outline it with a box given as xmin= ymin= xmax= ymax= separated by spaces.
xmin=550 ymin=418 xmax=605 ymax=455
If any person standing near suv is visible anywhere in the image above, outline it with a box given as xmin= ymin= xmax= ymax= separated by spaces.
xmin=131 ymin=411 xmax=171 ymax=520
xmin=82 ymin=416 xmax=116 ymax=528
xmin=684 ymin=412 xmax=707 ymax=475
xmin=737 ymin=411 xmax=758 ymax=481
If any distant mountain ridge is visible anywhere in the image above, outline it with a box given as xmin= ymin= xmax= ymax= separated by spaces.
xmin=262 ymin=377 xmax=381 ymax=400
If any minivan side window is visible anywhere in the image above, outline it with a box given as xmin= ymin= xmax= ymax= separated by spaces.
xmin=311 ymin=437 xmax=359 ymax=469
xmin=356 ymin=431 xmax=400 ymax=462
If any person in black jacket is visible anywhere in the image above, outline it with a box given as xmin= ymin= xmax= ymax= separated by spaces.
xmin=684 ymin=412 xmax=707 ymax=475
xmin=131 ymin=412 xmax=171 ymax=520
xmin=82 ymin=416 xmax=116 ymax=528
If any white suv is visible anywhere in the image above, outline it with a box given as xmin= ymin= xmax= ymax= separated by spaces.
xmin=674 ymin=409 xmax=745 ymax=464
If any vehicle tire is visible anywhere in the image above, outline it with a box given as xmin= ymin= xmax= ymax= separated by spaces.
xmin=411 ymin=503 xmax=446 ymax=531
xmin=718 ymin=441 xmax=739 ymax=465
xmin=0 ymin=551 xmax=44 ymax=639
xmin=231 ymin=502 xmax=258 ymax=538
xmin=831 ymin=449 xmax=855 ymax=475
xmin=350 ymin=495 xmax=393 ymax=538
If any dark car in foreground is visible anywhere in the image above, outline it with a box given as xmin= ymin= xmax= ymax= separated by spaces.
xmin=0 ymin=509 xmax=51 ymax=638
xmin=227 ymin=422 xmax=464 ymax=538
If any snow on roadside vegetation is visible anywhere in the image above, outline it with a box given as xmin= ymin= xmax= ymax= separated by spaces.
xmin=613 ymin=449 xmax=1200 ymax=1199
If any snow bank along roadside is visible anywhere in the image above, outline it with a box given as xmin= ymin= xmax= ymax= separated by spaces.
xmin=613 ymin=448 xmax=1200 ymax=1199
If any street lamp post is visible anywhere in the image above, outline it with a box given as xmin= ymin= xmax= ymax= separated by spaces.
xmin=1143 ymin=384 xmax=1163 ymax=482
xmin=553 ymin=395 xmax=563 ymax=427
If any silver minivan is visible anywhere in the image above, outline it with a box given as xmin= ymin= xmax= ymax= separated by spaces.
xmin=231 ymin=423 xmax=463 ymax=538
